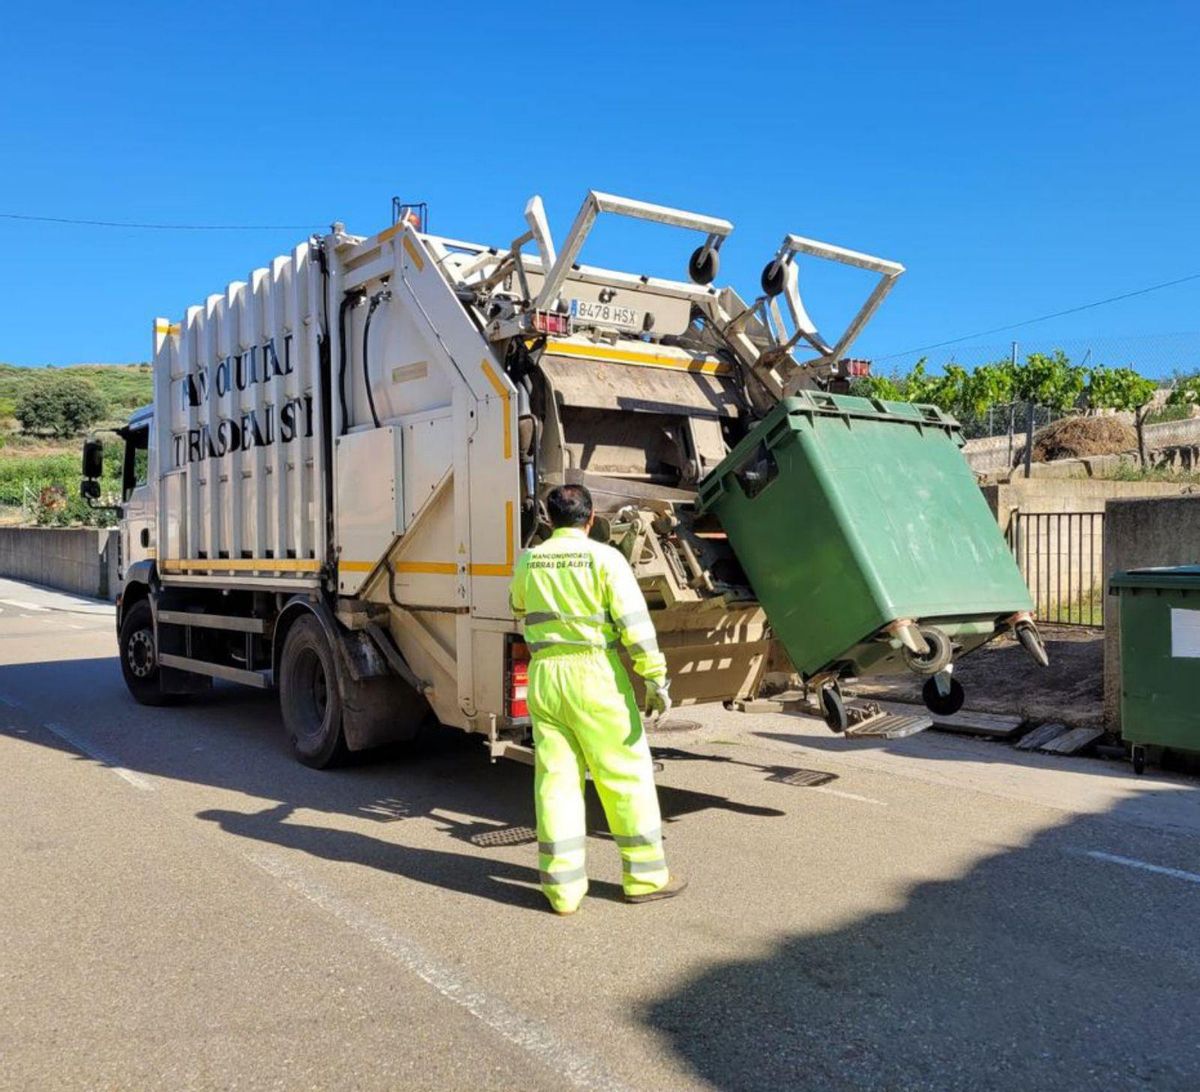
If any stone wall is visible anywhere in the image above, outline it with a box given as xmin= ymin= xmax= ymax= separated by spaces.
xmin=962 ymin=415 xmax=1200 ymax=476
xmin=0 ymin=528 xmax=120 ymax=600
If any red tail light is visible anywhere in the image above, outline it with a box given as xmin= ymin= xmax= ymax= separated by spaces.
xmin=532 ymin=310 xmax=571 ymax=336
xmin=506 ymin=639 xmax=530 ymax=719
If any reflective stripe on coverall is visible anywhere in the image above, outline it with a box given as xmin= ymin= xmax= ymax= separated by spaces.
xmin=509 ymin=527 xmax=669 ymax=912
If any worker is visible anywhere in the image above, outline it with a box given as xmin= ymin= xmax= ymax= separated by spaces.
xmin=509 ymin=484 xmax=687 ymax=915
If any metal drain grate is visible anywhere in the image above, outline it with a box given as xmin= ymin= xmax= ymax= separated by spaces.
xmin=648 ymin=717 xmax=702 ymax=734
xmin=765 ymin=767 xmax=838 ymax=788
xmin=469 ymin=825 xmax=539 ymax=848
xmin=357 ymin=797 xmax=414 ymax=822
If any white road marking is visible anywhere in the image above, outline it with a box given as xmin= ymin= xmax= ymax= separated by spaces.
xmin=811 ymin=786 xmax=887 ymax=806
xmin=1085 ymin=850 xmax=1200 ymax=886
xmin=245 ymin=849 xmax=630 ymax=1092
xmin=43 ymin=721 xmax=155 ymax=792
xmin=0 ymin=598 xmax=49 ymax=612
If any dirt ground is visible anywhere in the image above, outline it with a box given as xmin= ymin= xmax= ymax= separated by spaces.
xmin=850 ymin=624 xmax=1104 ymax=728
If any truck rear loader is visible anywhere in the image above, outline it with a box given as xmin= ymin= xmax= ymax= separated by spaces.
xmin=81 ymin=191 xmax=1047 ymax=767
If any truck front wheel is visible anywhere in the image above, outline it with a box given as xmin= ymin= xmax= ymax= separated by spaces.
xmin=279 ymin=616 xmax=347 ymax=769
xmin=119 ymin=599 xmax=171 ymax=706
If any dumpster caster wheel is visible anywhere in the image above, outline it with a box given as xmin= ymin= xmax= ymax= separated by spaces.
xmin=820 ymin=684 xmax=848 ymax=734
xmin=902 ymin=626 xmax=954 ymax=676
xmin=1016 ymin=622 xmax=1050 ymax=668
xmin=922 ymin=675 xmax=965 ymax=717
xmin=1132 ymin=746 xmax=1146 ymax=776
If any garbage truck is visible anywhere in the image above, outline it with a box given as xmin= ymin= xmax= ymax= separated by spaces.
xmin=81 ymin=190 xmax=1047 ymax=768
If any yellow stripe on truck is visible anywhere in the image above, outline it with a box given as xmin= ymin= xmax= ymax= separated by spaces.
xmin=389 ymin=503 xmax=516 ymax=578
xmin=480 ymin=358 xmax=513 ymax=460
xmin=544 ymin=339 xmax=732 ymax=376
xmin=162 ymin=558 xmax=321 ymax=573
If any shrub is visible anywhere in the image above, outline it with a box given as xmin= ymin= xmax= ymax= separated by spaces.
xmin=14 ymin=373 xmax=107 ymax=437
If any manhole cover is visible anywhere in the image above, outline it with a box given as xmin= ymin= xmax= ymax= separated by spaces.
xmin=469 ymin=825 xmax=538 ymax=848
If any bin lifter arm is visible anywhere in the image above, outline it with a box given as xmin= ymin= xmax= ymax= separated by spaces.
xmin=758 ymin=235 xmax=904 ymax=392
xmin=534 ymin=191 xmax=733 ymax=312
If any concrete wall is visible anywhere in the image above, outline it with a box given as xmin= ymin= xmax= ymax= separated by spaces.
xmin=981 ymin=478 xmax=1198 ymax=624
xmin=1103 ymin=495 xmax=1200 ymax=730
xmin=0 ymin=527 xmax=120 ymax=600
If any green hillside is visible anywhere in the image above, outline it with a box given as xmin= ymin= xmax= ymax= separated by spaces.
xmin=0 ymin=362 xmax=153 ymax=424
xmin=0 ymin=363 xmax=151 ymax=525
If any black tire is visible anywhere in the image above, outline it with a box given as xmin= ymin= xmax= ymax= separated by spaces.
xmin=820 ymin=683 xmax=848 ymax=734
xmin=1132 ymin=746 xmax=1146 ymax=776
xmin=278 ymin=616 xmax=347 ymax=769
xmin=688 ymin=246 xmax=719 ymax=285
xmin=119 ymin=599 xmax=171 ymax=706
xmin=902 ymin=626 xmax=954 ymax=677
xmin=922 ymin=675 xmax=965 ymax=717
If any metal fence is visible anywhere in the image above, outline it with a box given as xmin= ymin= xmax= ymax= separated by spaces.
xmin=1007 ymin=510 xmax=1105 ymax=627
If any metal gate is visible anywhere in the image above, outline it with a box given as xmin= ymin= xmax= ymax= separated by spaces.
xmin=1007 ymin=510 xmax=1105 ymax=626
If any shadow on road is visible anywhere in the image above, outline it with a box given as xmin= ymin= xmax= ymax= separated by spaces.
xmin=643 ymin=789 xmax=1200 ymax=1090
xmin=0 ymin=655 xmax=788 ymax=908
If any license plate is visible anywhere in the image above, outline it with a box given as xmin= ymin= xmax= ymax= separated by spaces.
xmin=569 ymin=298 xmax=641 ymax=329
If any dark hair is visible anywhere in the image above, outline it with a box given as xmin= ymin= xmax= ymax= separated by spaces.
xmin=546 ymin=484 xmax=593 ymax=529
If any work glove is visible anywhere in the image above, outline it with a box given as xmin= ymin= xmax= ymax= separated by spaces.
xmin=643 ymin=679 xmax=672 ymax=722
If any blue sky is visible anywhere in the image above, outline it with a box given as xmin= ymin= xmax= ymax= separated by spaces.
xmin=2 ymin=0 xmax=1198 ymax=374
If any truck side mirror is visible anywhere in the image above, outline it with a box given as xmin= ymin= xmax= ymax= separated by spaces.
xmin=82 ymin=438 xmax=104 ymax=480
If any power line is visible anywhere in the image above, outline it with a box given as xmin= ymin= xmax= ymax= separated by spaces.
xmin=877 ymin=271 xmax=1200 ymax=361
xmin=0 ymin=211 xmax=319 ymax=231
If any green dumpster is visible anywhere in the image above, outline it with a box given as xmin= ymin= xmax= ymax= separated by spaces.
xmin=696 ymin=391 xmax=1042 ymax=722
xmin=1109 ymin=566 xmax=1200 ymax=774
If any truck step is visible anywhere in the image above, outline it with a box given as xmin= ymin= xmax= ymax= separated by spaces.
xmin=158 ymin=652 xmax=271 ymax=689
xmin=157 ymin=609 xmax=266 ymax=634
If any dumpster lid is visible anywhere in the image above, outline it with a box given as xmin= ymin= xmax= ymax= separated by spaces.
xmin=1110 ymin=565 xmax=1200 ymax=590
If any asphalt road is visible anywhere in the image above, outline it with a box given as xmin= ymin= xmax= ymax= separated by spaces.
xmin=2 ymin=577 xmax=1200 ymax=1091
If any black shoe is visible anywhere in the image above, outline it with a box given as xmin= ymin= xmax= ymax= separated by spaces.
xmin=624 ymin=875 xmax=688 ymax=904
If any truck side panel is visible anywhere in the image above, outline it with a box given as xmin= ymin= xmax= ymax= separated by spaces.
xmin=153 ymin=244 xmax=327 ymax=584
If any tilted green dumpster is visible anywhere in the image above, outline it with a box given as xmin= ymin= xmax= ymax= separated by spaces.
xmin=696 ymin=391 xmax=1041 ymax=716
xmin=1109 ymin=566 xmax=1200 ymax=774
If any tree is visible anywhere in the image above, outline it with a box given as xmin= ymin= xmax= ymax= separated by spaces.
xmin=1084 ymin=365 xmax=1157 ymax=414
xmin=1084 ymin=365 xmax=1159 ymax=465
xmin=851 ymin=373 xmax=905 ymax=401
xmin=1010 ymin=350 xmax=1086 ymax=414
xmin=1167 ymin=371 xmax=1200 ymax=408
xmin=14 ymin=373 xmax=107 ymax=437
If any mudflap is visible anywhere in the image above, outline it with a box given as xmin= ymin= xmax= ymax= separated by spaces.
xmin=159 ymin=664 xmax=212 ymax=696
xmin=334 ymin=628 xmax=430 ymax=751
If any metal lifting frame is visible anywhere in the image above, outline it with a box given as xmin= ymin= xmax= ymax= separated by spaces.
xmin=533 ymin=191 xmax=734 ymax=311
xmin=765 ymin=235 xmax=905 ymax=387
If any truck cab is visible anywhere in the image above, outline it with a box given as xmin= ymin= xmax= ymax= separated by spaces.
xmin=116 ymin=405 xmax=157 ymax=578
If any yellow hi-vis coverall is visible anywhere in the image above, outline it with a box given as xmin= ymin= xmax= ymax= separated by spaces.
xmin=509 ymin=527 xmax=670 ymax=912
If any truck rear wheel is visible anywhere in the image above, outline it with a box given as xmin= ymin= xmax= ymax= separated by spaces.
xmin=279 ymin=615 xmax=347 ymax=769
xmin=119 ymin=599 xmax=171 ymax=706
